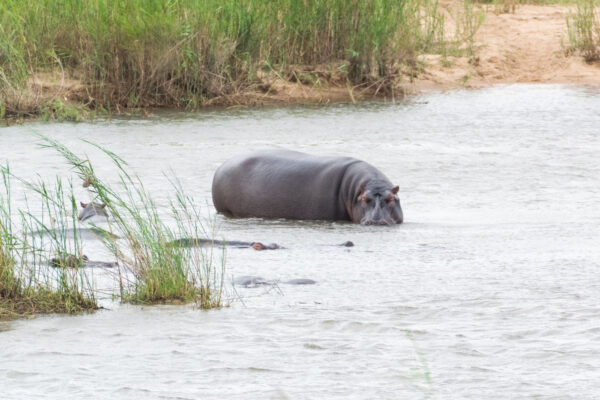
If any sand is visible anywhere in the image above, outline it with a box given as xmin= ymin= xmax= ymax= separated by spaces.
xmin=409 ymin=2 xmax=600 ymax=93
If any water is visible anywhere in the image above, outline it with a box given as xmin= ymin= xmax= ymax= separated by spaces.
xmin=1 ymin=85 xmax=600 ymax=399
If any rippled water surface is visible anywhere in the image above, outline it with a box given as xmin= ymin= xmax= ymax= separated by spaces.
xmin=2 ymin=85 xmax=600 ymax=399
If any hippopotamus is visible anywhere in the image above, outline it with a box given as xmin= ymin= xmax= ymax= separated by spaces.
xmin=234 ymin=275 xmax=317 ymax=288
xmin=169 ymin=238 xmax=281 ymax=251
xmin=170 ymin=238 xmax=354 ymax=250
xmin=212 ymin=150 xmax=403 ymax=225
xmin=78 ymin=202 xmax=108 ymax=222
xmin=49 ymin=254 xmax=117 ymax=269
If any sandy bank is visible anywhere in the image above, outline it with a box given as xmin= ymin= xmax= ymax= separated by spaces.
xmin=409 ymin=3 xmax=600 ymax=93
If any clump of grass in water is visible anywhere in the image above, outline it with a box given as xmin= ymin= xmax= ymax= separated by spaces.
xmin=566 ymin=0 xmax=600 ymax=62
xmin=38 ymin=136 xmax=224 ymax=308
xmin=0 ymin=165 xmax=97 ymax=320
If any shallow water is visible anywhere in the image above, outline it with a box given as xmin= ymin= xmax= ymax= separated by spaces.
xmin=1 ymin=85 xmax=600 ymax=399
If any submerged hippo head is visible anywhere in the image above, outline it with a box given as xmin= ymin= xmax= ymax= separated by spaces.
xmin=78 ymin=202 xmax=108 ymax=222
xmin=353 ymin=180 xmax=403 ymax=226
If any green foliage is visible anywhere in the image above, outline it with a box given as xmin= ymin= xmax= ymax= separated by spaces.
xmin=1 ymin=135 xmax=225 ymax=318
xmin=39 ymin=136 xmax=225 ymax=308
xmin=40 ymin=100 xmax=88 ymax=122
xmin=566 ymin=0 xmax=600 ymax=61
xmin=0 ymin=165 xmax=98 ymax=320
xmin=0 ymin=0 xmax=458 ymax=113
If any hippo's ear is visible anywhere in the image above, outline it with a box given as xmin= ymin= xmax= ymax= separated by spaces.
xmin=356 ymin=183 xmax=366 ymax=202
xmin=100 ymin=203 xmax=107 ymax=209
xmin=392 ymin=186 xmax=399 ymax=195
xmin=80 ymin=202 xmax=87 ymax=208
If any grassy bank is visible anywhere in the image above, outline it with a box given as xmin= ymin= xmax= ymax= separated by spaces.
xmin=0 ymin=0 xmax=481 ymax=119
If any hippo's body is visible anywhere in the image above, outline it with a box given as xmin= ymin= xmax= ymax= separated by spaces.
xmin=212 ymin=150 xmax=403 ymax=225
xmin=234 ymin=276 xmax=317 ymax=288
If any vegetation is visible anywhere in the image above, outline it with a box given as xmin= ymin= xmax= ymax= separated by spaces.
xmin=0 ymin=166 xmax=98 ymax=320
xmin=1 ymin=137 xmax=225 ymax=319
xmin=566 ymin=0 xmax=600 ymax=61
xmin=0 ymin=0 xmax=483 ymax=119
xmin=39 ymin=136 xmax=225 ymax=308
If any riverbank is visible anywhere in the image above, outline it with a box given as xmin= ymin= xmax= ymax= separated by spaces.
xmin=409 ymin=1 xmax=600 ymax=93
xmin=1 ymin=1 xmax=599 ymax=121
xmin=0 ymin=0 xmax=447 ymax=120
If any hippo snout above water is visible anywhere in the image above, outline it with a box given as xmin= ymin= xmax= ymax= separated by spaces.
xmin=212 ymin=150 xmax=403 ymax=225
xmin=49 ymin=254 xmax=117 ymax=269
xmin=78 ymin=202 xmax=108 ymax=222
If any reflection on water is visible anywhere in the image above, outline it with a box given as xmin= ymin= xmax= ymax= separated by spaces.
xmin=1 ymin=85 xmax=600 ymax=399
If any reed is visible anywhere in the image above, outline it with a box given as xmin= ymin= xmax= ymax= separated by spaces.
xmin=0 ymin=0 xmax=471 ymax=118
xmin=566 ymin=0 xmax=600 ymax=61
xmin=0 ymin=166 xmax=98 ymax=320
xmin=38 ymin=136 xmax=225 ymax=308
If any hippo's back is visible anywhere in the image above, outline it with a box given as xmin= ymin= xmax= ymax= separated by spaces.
xmin=212 ymin=150 xmax=359 ymax=220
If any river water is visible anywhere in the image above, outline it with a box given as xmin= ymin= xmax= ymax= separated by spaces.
xmin=1 ymin=85 xmax=600 ymax=399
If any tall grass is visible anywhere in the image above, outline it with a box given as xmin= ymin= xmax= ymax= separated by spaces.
xmin=566 ymin=0 xmax=600 ymax=61
xmin=0 ymin=166 xmax=97 ymax=320
xmin=1 ymin=0 xmax=462 ymax=116
xmin=1 ymin=134 xmax=225 ymax=318
xmin=38 ymin=136 xmax=224 ymax=308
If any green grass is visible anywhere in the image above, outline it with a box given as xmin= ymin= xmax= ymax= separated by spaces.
xmin=566 ymin=0 xmax=600 ymax=61
xmin=1 ymin=136 xmax=226 ymax=318
xmin=39 ymin=136 xmax=225 ymax=308
xmin=0 ymin=165 xmax=98 ymax=320
xmin=0 ymin=0 xmax=482 ymax=118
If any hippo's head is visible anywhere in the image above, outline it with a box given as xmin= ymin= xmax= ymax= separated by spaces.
xmin=353 ymin=180 xmax=403 ymax=226
xmin=78 ymin=202 xmax=108 ymax=222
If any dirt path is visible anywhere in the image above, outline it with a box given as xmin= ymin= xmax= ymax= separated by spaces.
xmin=409 ymin=3 xmax=600 ymax=93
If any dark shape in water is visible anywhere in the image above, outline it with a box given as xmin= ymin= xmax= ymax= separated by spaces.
xmin=49 ymin=254 xmax=117 ymax=269
xmin=284 ymin=278 xmax=317 ymax=285
xmin=234 ymin=275 xmax=317 ymax=288
xmin=169 ymin=238 xmax=281 ymax=251
xmin=170 ymin=238 xmax=354 ymax=250
xmin=50 ymin=254 xmax=88 ymax=269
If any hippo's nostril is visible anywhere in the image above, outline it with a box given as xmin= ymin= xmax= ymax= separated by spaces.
xmin=365 ymin=220 xmax=372 ymax=226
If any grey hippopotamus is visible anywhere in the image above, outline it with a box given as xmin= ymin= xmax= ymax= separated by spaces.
xmin=170 ymin=238 xmax=354 ymax=251
xmin=170 ymin=238 xmax=281 ymax=251
xmin=212 ymin=150 xmax=403 ymax=225
xmin=78 ymin=202 xmax=109 ymax=222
